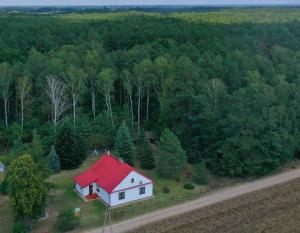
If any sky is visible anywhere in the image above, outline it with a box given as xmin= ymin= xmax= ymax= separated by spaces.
xmin=0 ymin=0 xmax=299 ymax=6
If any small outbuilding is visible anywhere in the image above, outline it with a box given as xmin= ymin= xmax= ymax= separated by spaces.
xmin=74 ymin=152 xmax=153 ymax=207
xmin=0 ymin=161 xmax=5 ymax=173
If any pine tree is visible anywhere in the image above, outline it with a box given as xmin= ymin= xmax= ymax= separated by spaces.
xmin=49 ymin=146 xmax=61 ymax=174
xmin=56 ymin=125 xmax=81 ymax=170
xmin=156 ymin=128 xmax=187 ymax=178
xmin=115 ymin=121 xmax=134 ymax=165
xmin=140 ymin=134 xmax=155 ymax=170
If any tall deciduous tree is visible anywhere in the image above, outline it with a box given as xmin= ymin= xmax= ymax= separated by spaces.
xmin=133 ymin=59 xmax=153 ymax=134
xmin=16 ymin=76 xmax=32 ymax=131
xmin=7 ymin=154 xmax=46 ymax=221
xmin=122 ymin=69 xmax=134 ymax=127
xmin=0 ymin=62 xmax=13 ymax=128
xmin=84 ymin=45 xmax=104 ymax=118
xmin=46 ymin=76 xmax=69 ymax=133
xmin=115 ymin=121 xmax=134 ymax=165
xmin=156 ymin=128 xmax=187 ymax=178
xmin=97 ymin=68 xmax=116 ymax=126
xmin=65 ymin=66 xmax=87 ymax=135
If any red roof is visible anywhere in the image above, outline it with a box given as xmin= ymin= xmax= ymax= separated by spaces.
xmin=74 ymin=154 xmax=152 ymax=193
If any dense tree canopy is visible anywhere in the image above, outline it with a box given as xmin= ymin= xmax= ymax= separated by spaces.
xmin=0 ymin=9 xmax=300 ymax=176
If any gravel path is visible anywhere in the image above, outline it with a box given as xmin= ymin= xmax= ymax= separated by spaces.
xmin=85 ymin=168 xmax=300 ymax=233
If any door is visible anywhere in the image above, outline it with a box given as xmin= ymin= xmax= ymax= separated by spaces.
xmin=89 ymin=185 xmax=93 ymax=194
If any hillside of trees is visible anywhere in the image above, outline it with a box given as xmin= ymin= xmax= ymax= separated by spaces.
xmin=0 ymin=8 xmax=300 ymax=177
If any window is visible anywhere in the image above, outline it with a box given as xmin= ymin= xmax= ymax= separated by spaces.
xmin=139 ymin=186 xmax=145 ymax=195
xmin=131 ymin=178 xmax=134 ymax=183
xmin=119 ymin=192 xmax=125 ymax=200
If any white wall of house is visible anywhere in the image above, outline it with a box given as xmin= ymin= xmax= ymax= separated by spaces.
xmin=75 ymin=183 xmax=89 ymax=196
xmin=95 ymin=184 xmax=110 ymax=205
xmin=110 ymin=183 xmax=153 ymax=207
xmin=113 ymin=171 xmax=152 ymax=192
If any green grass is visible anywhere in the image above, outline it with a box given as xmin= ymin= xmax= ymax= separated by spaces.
xmin=32 ymin=156 xmax=206 ymax=232
xmin=0 ymin=155 xmax=228 ymax=233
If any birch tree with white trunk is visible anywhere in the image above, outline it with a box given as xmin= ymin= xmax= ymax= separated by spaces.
xmin=0 ymin=62 xmax=13 ymax=128
xmin=64 ymin=66 xmax=87 ymax=135
xmin=97 ymin=68 xmax=116 ymax=126
xmin=133 ymin=59 xmax=153 ymax=134
xmin=16 ymin=76 xmax=32 ymax=131
xmin=122 ymin=69 xmax=134 ymax=127
xmin=84 ymin=47 xmax=103 ymax=119
xmin=46 ymin=75 xmax=69 ymax=133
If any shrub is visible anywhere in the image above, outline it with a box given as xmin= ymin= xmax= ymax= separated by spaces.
xmin=162 ymin=186 xmax=170 ymax=194
xmin=0 ymin=179 xmax=8 ymax=195
xmin=11 ymin=221 xmax=27 ymax=233
xmin=194 ymin=161 xmax=211 ymax=185
xmin=56 ymin=208 xmax=80 ymax=232
xmin=175 ymin=176 xmax=181 ymax=182
xmin=183 ymin=183 xmax=195 ymax=190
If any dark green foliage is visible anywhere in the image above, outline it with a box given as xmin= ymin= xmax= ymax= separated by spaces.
xmin=49 ymin=146 xmax=61 ymax=174
xmin=56 ymin=125 xmax=82 ymax=170
xmin=11 ymin=221 xmax=28 ymax=233
xmin=0 ymin=9 xmax=300 ymax=178
xmin=194 ymin=161 xmax=211 ymax=185
xmin=162 ymin=186 xmax=170 ymax=194
xmin=183 ymin=183 xmax=195 ymax=190
xmin=7 ymin=155 xmax=46 ymax=220
xmin=56 ymin=208 xmax=80 ymax=232
xmin=156 ymin=128 xmax=187 ymax=178
xmin=115 ymin=121 xmax=135 ymax=165
xmin=0 ymin=179 xmax=8 ymax=195
xmin=28 ymin=130 xmax=50 ymax=178
xmin=140 ymin=134 xmax=155 ymax=170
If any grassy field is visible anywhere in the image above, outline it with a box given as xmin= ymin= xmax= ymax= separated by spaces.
xmin=128 ymin=177 xmax=300 ymax=233
xmin=2 ymin=155 xmax=298 ymax=233
xmin=31 ymin=156 xmax=213 ymax=233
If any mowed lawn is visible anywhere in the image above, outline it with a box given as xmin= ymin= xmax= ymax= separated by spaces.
xmin=32 ymin=155 xmax=210 ymax=233
xmin=128 ymin=178 xmax=300 ymax=233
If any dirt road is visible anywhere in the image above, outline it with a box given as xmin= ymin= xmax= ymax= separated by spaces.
xmin=86 ymin=168 xmax=300 ymax=233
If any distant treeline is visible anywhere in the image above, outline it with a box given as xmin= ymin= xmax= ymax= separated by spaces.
xmin=1 ymin=5 xmax=299 ymax=14
xmin=0 ymin=9 xmax=299 ymax=177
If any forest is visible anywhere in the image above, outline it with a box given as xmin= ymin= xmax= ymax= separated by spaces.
xmin=0 ymin=8 xmax=300 ymax=179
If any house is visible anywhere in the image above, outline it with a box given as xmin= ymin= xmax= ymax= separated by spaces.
xmin=74 ymin=153 xmax=153 ymax=207
xmin=0 ymin=161 xmax=4 ymax=173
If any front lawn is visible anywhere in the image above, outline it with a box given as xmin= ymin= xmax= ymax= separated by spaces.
xmin=32 ymin=156 xmax=209 ymax=233
xmin=1 ymin=154 xmax=248 ymax=233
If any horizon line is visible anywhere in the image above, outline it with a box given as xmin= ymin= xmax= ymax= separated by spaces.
xmin=1 ymin=4 xmax=300 ymax=7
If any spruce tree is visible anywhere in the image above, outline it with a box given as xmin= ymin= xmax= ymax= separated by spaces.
xmin=156 ymin=128 xmax=187 ymax=178
xmin=56 ymin=125 xmax=81 ymax=170
xmin=49 ymin=146 xmax=61 ymax=174
xmin=115 ymin=121 xmax=134 ymax=165
xmin=140 ymin=134 xmax=155 ymax=170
